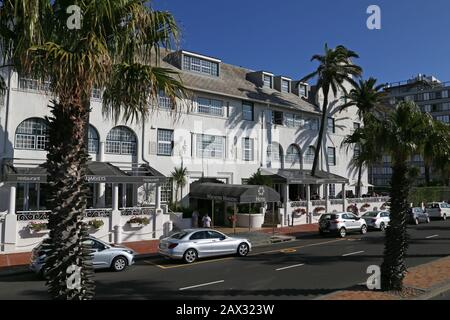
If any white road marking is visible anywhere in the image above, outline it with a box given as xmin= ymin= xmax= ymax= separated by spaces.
xmin=275 ymin=263 xmax=305 ymax=271
xmin=179 ymin=280 xmax=224 ymax=291
xmin=426 ymin=235 xmax=439 ymax=239
xmin=342 ymin=250 xmax=365 ymax=257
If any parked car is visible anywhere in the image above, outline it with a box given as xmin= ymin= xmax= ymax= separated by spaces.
xmin=408 ymin=207 xmax=430 ymax=225
xmin=158 ymin=229 xmax=252 ymax=263
xmin=425 ymin=202 xmax=450 ymax=220
xmin=319 ymin=212 xmax=367 ymax=238
xmin=30 ymin=236 xmax=135 ymax=276
xmin=361 ymin=211 xmax=390 ymax=231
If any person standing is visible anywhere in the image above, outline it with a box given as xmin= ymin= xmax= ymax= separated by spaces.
xmin=202 ymin=214 xmax=212 ymax=228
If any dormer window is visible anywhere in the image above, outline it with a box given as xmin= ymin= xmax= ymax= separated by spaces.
xmin=263 ymin=74 xmax=273 ymax=88
xmin=299 ymin=84 xmax=308 ymax=97
xmin=281 ymin=79 xmax=290 ymax=93
xmin=182 ymin=52 xmax=220 ymax=76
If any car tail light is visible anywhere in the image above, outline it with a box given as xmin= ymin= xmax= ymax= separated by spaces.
xmin=331 ymin=220 xmax=341 ymax=224
xmin=168 ymin=243 xmax=178 ymax=249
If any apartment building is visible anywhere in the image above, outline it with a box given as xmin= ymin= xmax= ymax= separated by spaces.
xmin=369 ymin=74 xmax=450 ymax=188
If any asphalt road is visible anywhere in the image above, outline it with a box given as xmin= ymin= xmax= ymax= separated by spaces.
xmin=1 ymin=219 xmax=449 ymax=300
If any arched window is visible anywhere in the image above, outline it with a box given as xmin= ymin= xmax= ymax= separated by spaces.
xmin=106 ymin=126 xmax=137 ymax=155
xmin=267 ymin=142 xmax=283 ymax=164
xmin=304 ymin=146 xmax=315 ymax=164
xmin=88 ymin=125 xmax=99 ymax=154
xmin=286 ymin=144 xmax=301 ymax=166
xmin=15 ymin=118 xmax=48 ymax=150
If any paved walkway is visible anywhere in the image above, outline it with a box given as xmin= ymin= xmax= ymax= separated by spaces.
xmin=319 ymin=256 xmax=450 ymax=300
xmin=0 ymin=224 xmax=319 ymax=269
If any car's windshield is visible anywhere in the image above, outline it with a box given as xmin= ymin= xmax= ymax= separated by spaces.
xmin=320 ymin=214 xmax=338 ymax=220
xmin=362 ymin=212 xmax=379 ymax=218
xmin=426 ymin=204 xmax=439 ymax=209
xmin=170 ymin=232 xmax=188 ymax=239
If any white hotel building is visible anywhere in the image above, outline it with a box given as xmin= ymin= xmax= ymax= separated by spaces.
xmin=0 ymin=49 xmax=380 ymax=253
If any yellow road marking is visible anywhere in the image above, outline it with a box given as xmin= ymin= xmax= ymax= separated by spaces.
xmin=248 ymin=238 xmax=346 ymax=256
xmin=280 ymin=249 xmax=297 ymax=253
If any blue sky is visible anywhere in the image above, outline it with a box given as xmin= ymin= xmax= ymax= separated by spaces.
xmin=156 ymin=0 xmax=450 ymax=85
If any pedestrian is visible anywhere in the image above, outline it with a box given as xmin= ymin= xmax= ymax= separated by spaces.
xmin=202 ymin=214 xmax=212 ymax=228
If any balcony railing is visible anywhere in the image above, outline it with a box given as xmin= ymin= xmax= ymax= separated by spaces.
xmin=120 ymin=207 xmax=156 ymax=216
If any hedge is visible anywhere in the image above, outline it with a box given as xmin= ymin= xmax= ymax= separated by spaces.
xmin=409 ymin=187 xmax=450 ymax=205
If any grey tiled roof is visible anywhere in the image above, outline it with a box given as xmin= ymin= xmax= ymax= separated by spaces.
xmin=159 ymin=51 xmax=320 ymax=115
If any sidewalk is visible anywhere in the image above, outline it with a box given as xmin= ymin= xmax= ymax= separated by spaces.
xmin=318 ymin=256 xmax=450 ymax=300
xmin=0 ymin=223 xmax=319 ymax=269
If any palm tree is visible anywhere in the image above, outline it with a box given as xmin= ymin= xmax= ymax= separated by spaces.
xmin=300 ymin=44 xmax=362 ymax=176
xmin=0 ymin=1 xmax=186 ymax=300
xmin=171 ymin=165 xmax=188 ymax=207
xmin=422 ymin=120 xmax=450 ymax=185
xmin=340 ymin=78 xmax=387 ymax=196
xmin=357 ymin=101 xmax=435 ymax=290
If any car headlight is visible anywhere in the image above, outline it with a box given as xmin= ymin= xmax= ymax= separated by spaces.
xmin=124 ymin=250 xmax=134 ymax=255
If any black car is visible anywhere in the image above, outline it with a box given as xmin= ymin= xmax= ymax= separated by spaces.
xmin=407 ymin=207 xmax=430 ymax=225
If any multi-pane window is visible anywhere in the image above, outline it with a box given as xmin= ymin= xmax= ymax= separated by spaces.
xmin=306 ymin=118 xmax=319 ymax=131
xmin=442 ymin=90 xmax=449 ymax=99
xmin=196 ymin=134 xmax=225 ymax=159
xmin=299 ymin=85 xmax=307 ymax=97
xmin=158 ymin=90 xmax=173 ymax=110
xmin=327 ymin=117 xmax=335 ymax=133
xmin=267 ymin=143 xmax=282 ymax=163
xmin=263 ymin=74 xmax=273 ymax=88
xmin=304 ymin=146 xmax=315 ymax=164
xmin=106 ymin=126 xmax=137 ymax=155
xmin=286 ymin=145 xmax=301 ymax=165
xmin=285 ymin=113 xmax=302 ymax=128
xmin=197 ymin=97 xmax=224 ymax=116
xmin=242 ymin=102 xmax=254 ymax=121
xmin=18 ymin=77 xmax=50 ymax=92
xmin=353 ymin=122 xmax=360 ymax=132
xmin=422 ymin=105 xmax=432 ymax=112
xmin=157 ymin=129 xmax=174 ymax=156
xmin=436 ymin=115 xmax=450 ymax=123
xmin=183 ymin=55 xmax=219 ymax=76
xmin=88 ymin=125 xmax=99 ymax=154
xmin=0 ymin=92 xmax=4 ymax=107
xmin=242 ymin=138 xmax=254 ymax=161
xmin=354 ymin=144 xmax=361 ymax=158
xmin=161 ymin=178 xmax=173 ymax=203
xmin=15 ymin=118 xmax=49 ymax=150
xmin=327 ymin=147 xmax=336 ymax=166
xmin=281 ymin=79 xmax=290 ymax=93
xmin=272 ymin=111 xmax=284 ymax=125
xmin=92 ymin=88 xmax=102 ymax=100
xmin=329 ymin=184 xmax=336 ymax=197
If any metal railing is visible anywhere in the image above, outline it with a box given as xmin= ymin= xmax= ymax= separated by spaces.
xmin=120 ymin=207 xmax=156 ymax=216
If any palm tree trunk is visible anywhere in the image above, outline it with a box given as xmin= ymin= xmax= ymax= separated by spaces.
xmin=381 ymin=161 xmax=410 ymax=291
xmin=356 ymin=164 xmax=363 ymax=198
xmin=424 ymin=164 xmax=430 ymax=186
xmin=312 ymin=87 xmax=329 ymax=177
xmin=43 ymin=100 xmax=95 ymax=300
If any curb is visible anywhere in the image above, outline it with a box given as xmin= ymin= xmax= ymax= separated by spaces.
xmin=413 ymin=281 xmax=450 ymax=300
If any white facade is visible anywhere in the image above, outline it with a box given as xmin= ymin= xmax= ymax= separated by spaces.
xmin=0 ymin=50 xmax=370 ymax=252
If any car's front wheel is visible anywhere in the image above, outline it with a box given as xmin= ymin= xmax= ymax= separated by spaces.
xmin=415 ymin=218 xmax=419 ymax=225
xmin=379 ymin=223 xmax=386 ymax=232
xmin=111 ymin=256 xmax=128 ymax=272
xmin=237 ymin=243 xmax=250 ymax=257
xmin=183 ymin=249 xmax=198 ymax=264
xmin=443 ymin=214 xmax=447 ymax=221
xmin=339 ymin=227 xmax=347 ymax=238
xmin=360 ymin=225 xmax=367 ymax=235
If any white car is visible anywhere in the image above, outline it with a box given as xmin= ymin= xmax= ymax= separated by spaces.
xmin=425 ymin=202 xmax=450 ymax=220
xmin=319 ymin=212 xmax=367 ymax=238
xmin=159 ymin=229 xmax=252 ymax=263
xmin=361 ymin=211 xmax=390 ymax=231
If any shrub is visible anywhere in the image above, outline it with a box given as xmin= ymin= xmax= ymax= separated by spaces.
xmin=87 ymin=219 xmax=104 ymax=229
xmin=128 ymin=216 xmax=150 ymax=225
xmin=28 ymin=221 xmax=48 ymax=232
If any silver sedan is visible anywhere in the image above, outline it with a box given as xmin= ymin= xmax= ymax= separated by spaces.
xmin=158 ymin=229 xmax=252 ymax=263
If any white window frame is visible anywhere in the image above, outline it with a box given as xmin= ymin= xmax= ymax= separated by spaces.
xmin=242 ymin=138 xmax=254 ymax=161
xmin=157 ymin=129 xmax=174 ymax=156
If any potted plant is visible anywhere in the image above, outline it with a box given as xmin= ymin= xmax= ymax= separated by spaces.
xmin=293 ymin=208 xmax=306 ymax=217
xmin=87 ymin=219 xmax=104 ymax=230
xmin=27 ymin=221 xmax=49 ymax=234
xmin=313 ymin=207 xmax=325 ymax=215
xmin=128 ymin=216 xmax=150 ymax=228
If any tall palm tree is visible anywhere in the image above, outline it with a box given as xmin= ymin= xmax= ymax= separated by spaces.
xmin=301 ymin=44 xmax=362 ymax=176
xmin=0 ymin=1 xmax=186 ymax=300
xmin=339 ymin=77 xmax=387 ymax=196
xmin=358 ymin=101 xmax=436 ymax=290
xmin=422 ymin=120 xmax=450 ymax=185
xmin=171 ymin=165 xmax=188 ymax=207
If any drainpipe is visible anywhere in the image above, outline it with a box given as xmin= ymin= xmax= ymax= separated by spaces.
xmin=2 ymin=66 xmax=12 ymax=158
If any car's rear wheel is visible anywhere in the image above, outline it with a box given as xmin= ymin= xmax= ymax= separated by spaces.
xmin=415 ymin=218 xmax=419 ymax=225
xmin=237 ymin=243 xmax=249 ymax=257
xmin=111 ymin=256 xmax=128 ymax=272
xmin=443 ymin=214 xmax=447 ymax=221
xmin=379 ymin=223 xmax=386 ymax=231
xmin=360 ymin=225 xmax=367 ymax=235
xmin=183 ymin=249 xmax=198 ymax=264
xmin=339 ymin=227 xmax=346 ymax=238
